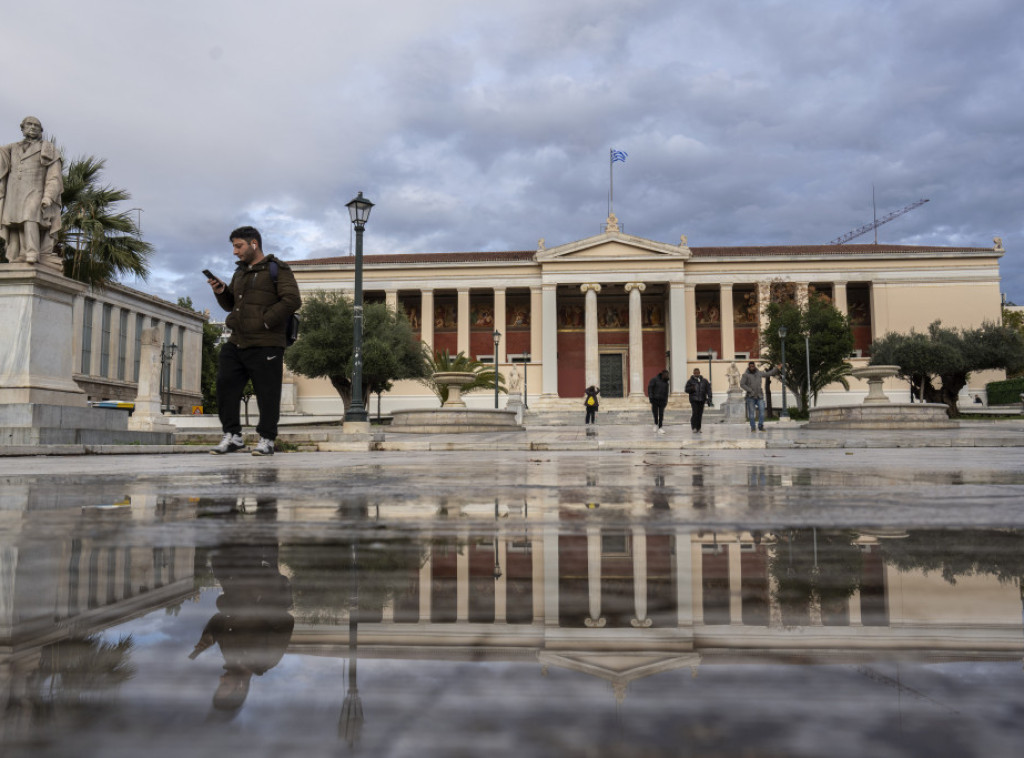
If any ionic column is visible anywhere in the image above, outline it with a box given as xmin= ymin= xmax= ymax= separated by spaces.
xmin=690 ymin=534 xmax=704 ymax=625
xmin=543 ymin=520 xmax=560 ymax=626
xmin=493 ymin=288 xmax=507 ymax=363
xmin=385 ymin=290 xmax=398 ymax=311
xmin=833 ymin=281 xmax=848 ymax=316
xmin=668 ymin=283 xmax=687 ymax=388
xmin=420 ymin=289 xmax=435 ymax=351
xmin=584 ymin=524 xmax=606 ymax=627
xmin=581 ymin=283 xmax=601 ymax=388
xmin=630 ymin=525 xmax=652 ymax=627
xmin=457 ymin=289 xmax=471 ymax=355
xmin=530 ymin=286 xmax=543 ymax=361
xmin=675 ymin=529 xmax=695 ymax=628
xmin=796 ymin=282 xmax=809 ymax=309
xmin=849 ymin=588 xmax=863 ymax=626
xmin=532 ymin=524 xmax=545 ymax=623
xmin=456 ymin=528 xmax=470 ymax=622
xmin=495 ymin=534 xmax=507 ymax=623
xmin=418 ymin=549 xmax=432 ymax=623
xmin=728 ymin=541 xmax=742 ymax=625
xmin=541 ymin=284 xmax=559 ymax=397
xmin=625 ymin=282 xmax=646 ymax=398
xmin=719 ymin=284 xmax=735 ymax=363
xmin=756 ymin=281 xmax=771 ymax=355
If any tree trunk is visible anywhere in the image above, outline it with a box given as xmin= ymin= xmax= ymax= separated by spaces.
xmin=329 ymin=375 xmax=352 ymax=414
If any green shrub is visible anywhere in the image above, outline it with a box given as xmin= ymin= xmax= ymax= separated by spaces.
xmin=986 ymin=377 xmax=1024 ymax=405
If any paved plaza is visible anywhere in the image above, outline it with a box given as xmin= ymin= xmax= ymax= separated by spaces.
xmin=3 ymin=420 xmax=1024 ymax=757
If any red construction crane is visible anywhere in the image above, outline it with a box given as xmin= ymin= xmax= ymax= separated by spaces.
xmin=830 ymin=198 xmax=929 ymax=245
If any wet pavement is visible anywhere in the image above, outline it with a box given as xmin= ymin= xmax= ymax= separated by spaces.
xmin=3 ymin=437 xmax=1024 ymax=757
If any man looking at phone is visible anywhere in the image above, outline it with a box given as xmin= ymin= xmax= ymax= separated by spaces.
xmin=207 ymin=226 xmax=301 ymax=455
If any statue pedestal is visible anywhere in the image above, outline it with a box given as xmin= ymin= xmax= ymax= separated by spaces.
xmin=0 ymin=264 xmax=87 ymax=406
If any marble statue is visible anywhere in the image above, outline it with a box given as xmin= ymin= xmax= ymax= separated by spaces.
xmin=727 ymin=362 xmax=741 ymax=390
xmin=0 ymin=116 xmax=63 ymax=265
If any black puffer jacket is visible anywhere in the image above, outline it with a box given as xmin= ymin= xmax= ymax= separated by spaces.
xmin=647 ymin=372 xmax=670 ymax=403
xmin=216 ymin=255 xmax=302 ymax=349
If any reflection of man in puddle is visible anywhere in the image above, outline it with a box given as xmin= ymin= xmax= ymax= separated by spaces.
xmin=189 ymin=499 xmax=294 ymax=715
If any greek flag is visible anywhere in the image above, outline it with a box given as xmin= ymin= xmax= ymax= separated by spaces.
xmin=611 ymin=149 xmax=628 ymax=163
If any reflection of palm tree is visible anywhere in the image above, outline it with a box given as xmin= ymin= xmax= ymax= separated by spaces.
xmin=36 ymin=634 xmax=135 ymax=703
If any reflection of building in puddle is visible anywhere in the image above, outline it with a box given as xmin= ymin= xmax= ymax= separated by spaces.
xmin=0 ymin=492 xmax=196 ymax=729
xmin=283 ymin=522 xmax=1024 ymax=699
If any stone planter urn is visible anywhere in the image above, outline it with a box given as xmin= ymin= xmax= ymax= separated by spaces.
xmin=432 ymin=371 xmax=478 ymax=408
xmin=849 ymin=365 xmax=901 ymax=404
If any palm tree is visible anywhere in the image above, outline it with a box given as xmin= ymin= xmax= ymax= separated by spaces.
xmin=58 ymin=156 xmax=152 ymax=285
xmin=420 ymin=347 xmax=505 ymax=404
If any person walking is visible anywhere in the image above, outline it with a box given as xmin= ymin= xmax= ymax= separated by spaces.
xmin=740 ymin=361 xmax=781 ymax=432
xmin=584 ymin=385 xmax=600 ymax=425
xmin=207 ymin=226 xmax=302 ymax=456
xmin=684 ymin=367 xmax=712 ymax=433
xmin=647 ymin=370 xmax=670 ymax=434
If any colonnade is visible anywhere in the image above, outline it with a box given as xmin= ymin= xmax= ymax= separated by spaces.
xmin=375 ymin=279 xmax=860 ymax=400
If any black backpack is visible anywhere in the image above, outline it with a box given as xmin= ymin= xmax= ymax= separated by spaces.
xmin=268 ymin=260 xmax=300 ymax=346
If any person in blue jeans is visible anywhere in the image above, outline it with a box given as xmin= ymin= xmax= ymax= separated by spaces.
xmin=739 ymin=361 xmax=781 ymax=431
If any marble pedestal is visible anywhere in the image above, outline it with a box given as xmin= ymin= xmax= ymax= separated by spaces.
xmin=0 ymin=264 xmax=87 ymax=406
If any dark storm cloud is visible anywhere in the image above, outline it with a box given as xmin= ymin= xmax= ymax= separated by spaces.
xmin=2 ymin=0 xmax=1022 ymax=315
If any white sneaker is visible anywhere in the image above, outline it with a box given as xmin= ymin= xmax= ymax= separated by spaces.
xmin=252 ymin=437 xmax=275 ymax=456
xmin=210 ymin=433 xmax=245 ymax=454
xmin=653 ymin=425 xmax=660 ymax=432
xmin=657 ymin=427 xmax=666 ymax=435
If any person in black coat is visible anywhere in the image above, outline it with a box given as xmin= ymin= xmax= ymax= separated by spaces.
xmin=684 ymin=368 xmax=713 ymax=433
xmin=647 ymin=370 xmax=670 ymax=433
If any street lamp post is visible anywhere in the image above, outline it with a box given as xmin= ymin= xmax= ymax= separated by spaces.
xmin=778 ymin=325 xmax=788 ymax=419
xmin=493 ymin=330 xmax=501 ymax=409
xmin=522 ymin=352 xmax=530 ymax=409
xmin=160 ymin=342 xmax=178 ymax=414
xmin=344 ymin=192 xmax=374 ymax=428
xmin=805 ymin=333 xmax=812 ymax=408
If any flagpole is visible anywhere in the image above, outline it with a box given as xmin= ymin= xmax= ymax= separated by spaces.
xmin=608 ymin=148 xmax=614 ymax=217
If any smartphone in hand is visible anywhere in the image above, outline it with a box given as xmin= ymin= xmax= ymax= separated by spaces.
xmin=202 ymin=269 xmax=217 ymax=281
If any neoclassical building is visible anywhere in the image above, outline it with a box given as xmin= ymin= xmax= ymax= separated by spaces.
xmin=288 ymin=215 xmax=1005 ymax=413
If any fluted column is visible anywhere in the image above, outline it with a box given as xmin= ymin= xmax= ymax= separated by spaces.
xmin=584 ymin=524 xmax=606 ymax=627
xmin=420 ymin=289 xmax=434 ymax=351
xmin=668 ymin=283 xmax=687 ymax=385
xmin=541 ymin=284 xmax=559 ymax=397
xmin=543 ymin=520 xmax=560 ymax=626
xmin=630 ymin=525 xmax=652 ymax=627
xmin=493 ymin=288 xmax=507 ymax=363
xmin=495 ymin=534 xmax=507 ymax=623
xmin=625 ymin=282 xmax=646 ymax=398
xmin=581 ymin=283 xmax=601 ymax=388
xmin=418 ymin=548 xmax=432 ymax=623
xmin=728 ymin=541 xmax=742 ymax=625
xmin=833 ymin=281 xmax=848 ymax=316
xmin=457 ymin=289 xmax=471 ymax=355
xmin=675 ymin=529 xmax=694 ymax=627
xmin=719 ymin=284 xmax=735 ymax=362
xmin=456 ymin=527 xmax=470 ymax=622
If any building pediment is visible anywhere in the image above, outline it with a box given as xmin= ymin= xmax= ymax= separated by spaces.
xmin=536 ymin=215 xmax=691 ymax=263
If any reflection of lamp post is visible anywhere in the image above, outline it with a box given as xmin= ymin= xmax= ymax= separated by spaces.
xmin=493 ymin=329 xmax=501 ymax=409
xmin=493 ymin=498 xmax=502 ymax=580
xmin=160 ymin=342 xmax=177 ymax=414
xmin=778 ymin=325 xmax=788 ymax=418
xmin=519 ymin=352 xmax=530 ymax=409
xmin=340 ymin=537 xmax=363 ymax=748
xmin=344 ymin=192 xmax=374 ymax=427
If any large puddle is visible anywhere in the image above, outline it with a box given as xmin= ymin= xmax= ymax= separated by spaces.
xmin=2 ymin=449 xmax=1024 ymax=756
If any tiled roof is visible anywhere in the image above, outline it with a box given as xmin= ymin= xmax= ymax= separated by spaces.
xmin=689 ymin=243 xmax=993 ymax=257
xmin=290 ymin=243 xmax=995 ymax=267
xmin=296 ymin=251 xmax=536 ymax=266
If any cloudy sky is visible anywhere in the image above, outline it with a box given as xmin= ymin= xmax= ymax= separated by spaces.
xmin=4 ymin=0 xmax=1022 ymax=315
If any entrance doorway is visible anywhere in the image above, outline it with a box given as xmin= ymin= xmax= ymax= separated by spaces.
xmin=599 ymin=353 xmax=624 ymax=397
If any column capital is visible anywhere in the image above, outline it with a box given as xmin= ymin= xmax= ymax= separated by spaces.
xmin=624 ymin=282 xmax=646 ymax=293
xmin=580 ymin=283 xmax=602 ymax=293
